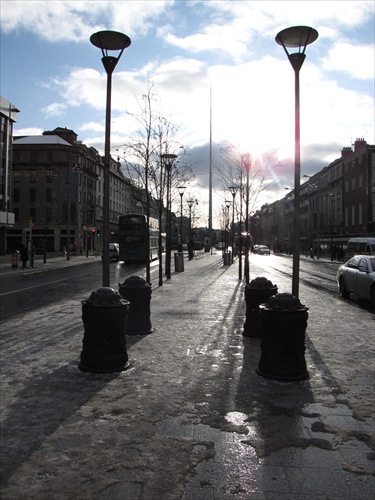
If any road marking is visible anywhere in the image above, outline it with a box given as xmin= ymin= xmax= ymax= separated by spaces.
xmin=0 ymin=272 xmax=92 ymax=297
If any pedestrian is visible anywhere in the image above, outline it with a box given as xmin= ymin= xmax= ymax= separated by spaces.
xmin=20 ymin=243 xmax=28 ymax=268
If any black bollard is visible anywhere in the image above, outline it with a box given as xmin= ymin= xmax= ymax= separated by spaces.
xmin=257 ymin=293 xmax=309 ymax=381
xmin=79 ymin=287 xmax=130 ymax=373
xmin=118 ymin=276 xmax=153 ymax=335
xmin=243 ymin=277 xmax=278 ymax=337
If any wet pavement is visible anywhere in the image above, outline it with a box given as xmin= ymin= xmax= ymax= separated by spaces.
xmin=0 ymin=251 xmax=374 ymax=499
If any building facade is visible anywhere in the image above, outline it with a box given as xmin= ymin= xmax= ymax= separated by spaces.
xmin=0 ymin=96 xmax=18 ymax=254
xmin=255 ymin=139 xmax=374 ymax=258
xmin=9 ymin=127 xmax=134 ymax=254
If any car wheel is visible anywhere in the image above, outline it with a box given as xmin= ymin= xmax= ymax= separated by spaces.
xmin=339 ymin=277 xmax=349 ymax=298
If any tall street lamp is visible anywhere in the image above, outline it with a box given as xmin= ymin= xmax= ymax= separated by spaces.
xmin=187 ymin=198 xmax=198 ymax=261
xmin=177 ymin=186 xmax=186 ymax=252
xmin=225 ymin=200 xmax=231 ymax=255
xmin=161 ymin=154 xmax=177 ymax=279
xmin=228 ymin=186 xmax=238 ymax=263
xmin=90 ymin=30 xmax=131 ymax=287
xmin=276 ymin=25 xmax=318 ymax=297
xmin=242 ymin=154 xmax=251 ymax=284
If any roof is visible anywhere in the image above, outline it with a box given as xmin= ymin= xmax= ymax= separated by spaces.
xmin=13 ymin=135 xmax=72 ymax=146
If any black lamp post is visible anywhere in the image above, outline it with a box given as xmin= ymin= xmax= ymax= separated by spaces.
xmin=225 ymin=200 xmax=231 ymax=254
xmin=276 ymin=25 xmax=318 ymax=297
xmin=242 ymin=154 xmax=251 ymax=284
xmin=177 ymin=186 xmax=186 ymax=252
xmin=90 ymin=30 xmax=131 ymax=287
xmin=187 ymin=198 xmax=198 ymax=261
xmin=161 ymin=154 xmax=177 ymax=279
xmin=228 ymin=186 xmax=238 ymax=263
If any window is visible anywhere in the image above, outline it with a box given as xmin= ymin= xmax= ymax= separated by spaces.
xmin=46 ymin=170 xmax=54 ymax=182
xmin=359 ymin=203 xmax=363 ymax=225
xmin=30 ymin=170 xmax=37 ymax=182
xmin=358 ymin=258 xmax=368 ymax=271
xmin=352 ymin=177 xmax=356 ymax=191
xmin=348 ymin=257 xmax=359 ymax=269
xmin=13 ymin=188 xmax=20 ymax=203
xmin=29 ymin=188 xmax=36 ymax=202
xmin=46 ymin=189 xmax=53 ymax=203
xmin=351 ymin=205 xmax=355 ymax=226
xmin=359 ymin=174 xmax=363 ymax=188
xmin=14 ymin=171 xmax=20 ymax=183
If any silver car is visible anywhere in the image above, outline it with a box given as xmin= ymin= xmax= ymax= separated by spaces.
xmin=337 ymin=255 xmax=375 ymax=306
xmin=257 ymin=245 xmax=271 ymax=255
xmin=101 ymin=243 xmax=120 ymax=262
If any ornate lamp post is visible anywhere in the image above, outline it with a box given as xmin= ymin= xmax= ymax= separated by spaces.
xmin=90 ymin=30 xmax=131 ymax=287
xmin=228 ymin=186 xmax=238 ymax=263
xmin=242 ymin=154 xmax=251 ymax=284
xmin=177 ymin=186 xmax=186 ymax=252
xmin=161 ymin=154 xmax=177 ymax=279
xmin=187 ymin=198 xmax=198 ymax=261
xmin=225 ymin=199 xmax=231 ymax=253
xmin=276 ymin=25 xmax=318 ymax=297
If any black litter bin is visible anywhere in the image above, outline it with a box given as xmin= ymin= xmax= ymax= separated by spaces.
xmin=79 ymin=287 xmax=130 ymax=373
xmin=223 ymin=251 xmax=231 ymax=265
xmin=243 ymin=277 xmax=278 ymax=337
xmin=119 ymin=276 xmax=153 ymax=335
xmin=257 ymin=293 xmax=309 ymax=381
xmin=174 ymin=252 xmax=184 ymax=272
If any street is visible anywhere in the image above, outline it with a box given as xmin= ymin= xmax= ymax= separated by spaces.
xmin=0 ymin=252 xmax=362 ymax=326
xmin=0 ymin=258 xmax=161 ymax=323
xmin=0 ymin=252 xmax=374 ymax=499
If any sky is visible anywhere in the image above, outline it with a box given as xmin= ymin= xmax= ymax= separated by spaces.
xmin=1 ymin=0 xmax=374 ymax=226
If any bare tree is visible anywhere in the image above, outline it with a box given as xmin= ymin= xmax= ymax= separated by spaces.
xmin=216 ymin=142 xmax=282 ymax=281
xmin=118 ymin=82 xmax=194 ymax=285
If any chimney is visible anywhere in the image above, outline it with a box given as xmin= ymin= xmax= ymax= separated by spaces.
xmin=341 ymin=146 xmax=352 ymax=158
xmin=43 ymin=127 xmax=78 ymax=144
xmin=354 ymin=138 xmax=366 ymax=151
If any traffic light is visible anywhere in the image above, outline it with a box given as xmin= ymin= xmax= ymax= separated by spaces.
xmin=91 ymin=228 xmax=96 ymax=236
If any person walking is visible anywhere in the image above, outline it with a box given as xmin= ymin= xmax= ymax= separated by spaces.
xmin=20 ymin=243 xmax=28 ymax=268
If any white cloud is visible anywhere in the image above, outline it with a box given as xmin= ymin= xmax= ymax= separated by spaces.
xmin=322 ymin=42 xmax=375 ymax=80
xmin=51 ymin=48 xmax=372 ymax=162
xmin=51 ymin=68 xmax=107 ymax=109
xmin=42 ymin=102 xmax=67 ymax=118
xmin=165 ymin=22 xmax=251 ymax=59
xmin=80 ymin=121 xmax=105 ymax=132
xmin=0 ymin=0 xmax=172 ymax=42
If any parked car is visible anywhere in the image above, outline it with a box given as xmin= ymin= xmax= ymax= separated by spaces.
xmin=257 ymin=245 xmax=271 ymax=255
xmin=337 ymin=255 xmax=375 ymax=307
xmin=215 ymin=242 xmax=225 ymax=250
xmin=101 ymin=243 xmax=120 ymax=262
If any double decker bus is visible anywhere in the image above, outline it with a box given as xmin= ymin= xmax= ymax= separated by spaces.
xmin=118 ymin=214 xmax=162 ymax=263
